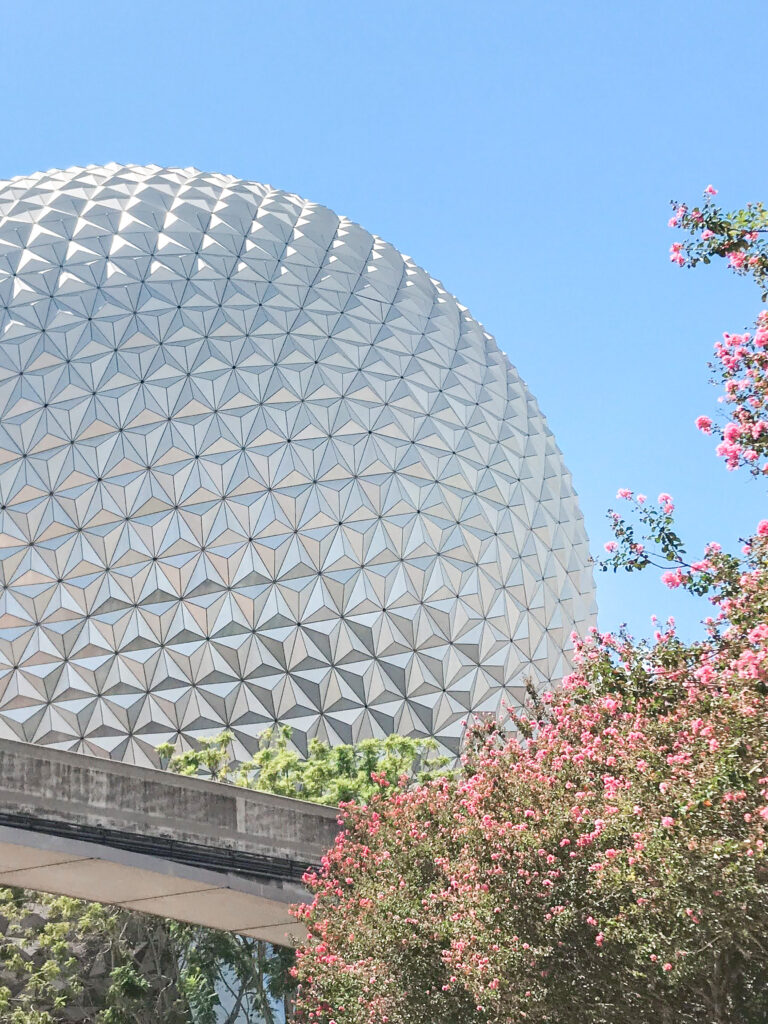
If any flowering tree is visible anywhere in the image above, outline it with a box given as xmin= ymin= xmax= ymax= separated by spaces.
xmin=292 ymin=555 xmax=768 ymax=1023
xmin=290 ymin=195 xmax=768 ymax=1024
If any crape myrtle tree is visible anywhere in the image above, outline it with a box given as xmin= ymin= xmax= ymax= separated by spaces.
xmin=289 ymin=192 xmax=768 ymax=1024
xmin=0 ymin=730 xmax=446 ymax=1024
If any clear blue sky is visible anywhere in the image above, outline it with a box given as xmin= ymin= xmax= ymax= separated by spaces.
xmin=1 ymin=0 xmax=765 ymax=639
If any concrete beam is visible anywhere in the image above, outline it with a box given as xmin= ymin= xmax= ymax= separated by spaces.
xmin=0 ymin=738 xmax=339 ymax=944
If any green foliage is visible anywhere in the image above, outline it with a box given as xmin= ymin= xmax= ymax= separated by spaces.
xmin=157 ymin=731 xmax=234 ymax=782
xmin=166 ymin=924 xmax=287 ymax=1024
xmin=0 ymin=891 xmax=192 ymax=1022
xmin=159 ymin=725 xmax=450 ymax=806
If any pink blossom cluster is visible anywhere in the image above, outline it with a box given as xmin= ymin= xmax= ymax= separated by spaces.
xmin=615 ymin=489 xmax=673 ymax=515
xmin=701 ymin=313 xmax=768 ymax=473
xmin=668 ymin=188 xmax=717 ymax=262
xmin=669 ymin=191 xmax=768 ymax=344
xmin=669 ymin=241 xmax=685 ymax=267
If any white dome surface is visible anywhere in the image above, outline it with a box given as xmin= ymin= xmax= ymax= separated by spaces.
xmin=0 ymin=164 xmax=595 ymax=762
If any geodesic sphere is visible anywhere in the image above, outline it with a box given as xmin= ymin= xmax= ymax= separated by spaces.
xmin=0 ymin=164 xmax=595 ymax=763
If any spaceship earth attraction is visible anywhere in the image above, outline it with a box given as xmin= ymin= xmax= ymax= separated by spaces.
xmin=0 ymin=164 xmax=595 ymax=764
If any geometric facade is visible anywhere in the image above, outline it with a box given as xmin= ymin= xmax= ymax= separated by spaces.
xmin=0 ymin=164 xmax=595 ymax=764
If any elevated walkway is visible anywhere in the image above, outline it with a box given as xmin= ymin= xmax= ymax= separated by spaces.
xmin=0 ymin=738 xmax=339 ymax=944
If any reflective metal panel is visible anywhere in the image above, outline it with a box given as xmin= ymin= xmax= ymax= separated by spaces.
xmin=0 ymin=164 xmax=595 ymax=762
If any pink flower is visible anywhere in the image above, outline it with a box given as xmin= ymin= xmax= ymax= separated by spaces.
xmin=658 ymin=493 xmax=674 ymax=513
xmin=616 ymin=488 xmax=633 ymax=500
xmin=661 ymin=816 xmax=675 ymax=828
xmin=661 ymin=569 xmax=683 ymax=589
xmin=701 ymin=228 xmax=715 ymax=240
xmin=696 ymin=415 xmax=713 ymax=434
xmin=636 ymin=494 xmax=647 ymax=504
xmin=728 ymin=251 xmax=746 ymax=271
xmin=704 ymin=185 xmax=718 ymax=196
xmin=663 ymin=962 xmax=673 ymax=972
xmin=595 ymin=932 xmax=604 ymax=947
xmin=691 ymin=560 xmax=711 ymax=573
xmin=604 ymin=541 xmax=618 ymax=553
xmin=757 ymin=521 xmax=768 ymax=537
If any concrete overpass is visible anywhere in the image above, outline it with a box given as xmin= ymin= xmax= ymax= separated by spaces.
xmin=0 ymin=737 xmax=339 ymax=945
